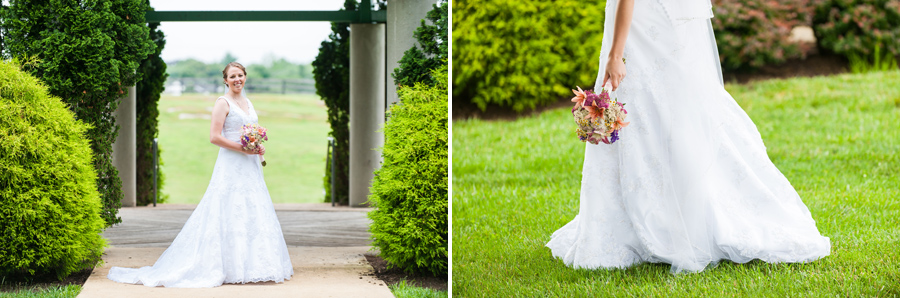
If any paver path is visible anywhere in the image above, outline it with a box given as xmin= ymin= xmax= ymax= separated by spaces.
xmin=77 ymin=204 xmax=394 ymax=298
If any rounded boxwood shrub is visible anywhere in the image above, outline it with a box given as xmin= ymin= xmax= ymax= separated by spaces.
xmin=0 ymin=61 xmax=107 ymax=280
xmin=712 ymin=0 xmax=814 ymax=71
xmin=368 ymin=65 xmax=448 ymax=276
xmin=452 ymin=0 xmax=606 ymax=112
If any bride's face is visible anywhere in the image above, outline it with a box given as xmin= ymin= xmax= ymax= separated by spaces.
xmin=225 ymin=67 xmax=246 ymax=93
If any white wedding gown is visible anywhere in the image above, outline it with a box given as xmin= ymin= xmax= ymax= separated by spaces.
xmin=546 ymin=0 xmax=830 ymax=273
xmin=108 ymin=96 xmax=294 ymax=287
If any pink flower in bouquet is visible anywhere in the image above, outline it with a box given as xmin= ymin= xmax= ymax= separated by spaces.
xmin=614 ymin=117 xmax=630 ymax=130
xmin=584 ymin=104 xmax=605 ymax=121
xmin=585 ymin=91 xmax=609 ymax=109
xmin=571 ymin=86 xmax=587 ymax=109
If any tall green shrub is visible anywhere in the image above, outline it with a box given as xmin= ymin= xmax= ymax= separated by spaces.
xmin=453 ymin=0 xmax=605 ymax=112
xmin=711 ymin=0 xmax=814 ymax=71
xmin=392 ymin=1 xmax=448 ymax=88
xmin=368 ymin=65 xmax=448 ymax=276
xmin=313 ymin=0 xmax=357 ymax=205
xmin=1 ymin=0 xmax=156 ymax=226
xmin=135 ymin=7 xmax=168 ymax=206
xmin=0 ymin=61 xmax=107 ymax=280
xmin=313 ymin=0 xmax=386 ymax=204
xmin=813 ymin=0 xmax=900 ymax=65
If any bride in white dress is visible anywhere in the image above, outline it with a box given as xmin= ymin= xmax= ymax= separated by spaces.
xmin=107 ymin=62 xmax=294 ymax=287
xmin=546 ymin=0 xmax=830 ymax=273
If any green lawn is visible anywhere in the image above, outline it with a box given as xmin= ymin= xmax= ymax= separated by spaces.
xmin=0 ymin=285 xmax=80 ymax=298
xmin=390 ymin=281 xmax=448 ymax=298
xmin=452 ymin=71 xmax=900 ymax=296
xmin=158 ymin=93 xmax=329 ymax=204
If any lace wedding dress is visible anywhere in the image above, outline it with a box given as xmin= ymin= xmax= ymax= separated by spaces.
xmin=546 ymin=0 xmax=830 ymax=273
xmin=107 ymin=96 xmax=294 ymax=287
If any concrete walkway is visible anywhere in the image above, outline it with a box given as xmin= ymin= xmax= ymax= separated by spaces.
xmin=77 ymin=204 xmax=394 ymax=298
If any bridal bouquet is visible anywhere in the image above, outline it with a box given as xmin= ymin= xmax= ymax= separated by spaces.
xmin=571 ymin=83 xmax=630 ymax=145
xmin=241 ymin=123 xmax=268 ymax=166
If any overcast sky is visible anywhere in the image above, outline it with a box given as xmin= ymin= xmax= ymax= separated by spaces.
xmin=149 ymin=0 xmax=348 ymax=65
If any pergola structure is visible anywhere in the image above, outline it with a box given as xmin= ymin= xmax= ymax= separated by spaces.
xmin=112 ymin=0 xmax=434 ymax=208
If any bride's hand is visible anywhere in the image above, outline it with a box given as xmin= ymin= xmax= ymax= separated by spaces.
xmin=603 ymin=56 xmax=627 ymax=91
xmin=242 ymin=146 xmax=264 ymax=155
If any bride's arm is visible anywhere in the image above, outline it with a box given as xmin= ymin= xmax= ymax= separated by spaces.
xmin=209 ymin=98 xmax=261 ymax=155
xmin=603 ymin=0 xmax=634 ymax=91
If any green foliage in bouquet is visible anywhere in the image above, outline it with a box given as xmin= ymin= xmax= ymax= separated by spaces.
xmin=392 ymin=0 xmax=448 ymax=88
xmin=813 ymin=0 xmax=900 ymax=71
xmin=452 ymin=0 xmax=606 ymax=112
xmin=314 ymin=0 xmax=386 ymax=204
xmin=136 ymin=6 xmax=169 ymax=206
xmin=711 ymin=0 xmax=814 ymax=71
xmin=368 ymin=65 xmax=449 ymax=276
xmin=1 ymin=0 xmax=156 ymax=226
xmin=0 ymin=61 xmax=107 ymax=280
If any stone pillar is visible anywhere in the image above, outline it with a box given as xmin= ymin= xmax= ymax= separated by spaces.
xmin=349 ymin=23 xmax=386 ymax=207
xmin=386 ymin=0 xmax=434 ymax=109
xmin=112 ymin=86 xmax=136 ymax=207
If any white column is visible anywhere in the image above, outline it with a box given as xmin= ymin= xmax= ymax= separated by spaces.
xmin=349 ymin=24 xmax=386 ymax=207
xmin=386 ymin=0 xmax=435 ymax=108
xmin=112 ymin=85 xmax=136 ymax=207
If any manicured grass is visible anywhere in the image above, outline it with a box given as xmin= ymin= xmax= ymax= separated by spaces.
xmin=158 ymin=93 xmax=329 ymax=204
xmin=452 ymin=71 xmax=900 ymax=296
xmin=0 ymin=285 xmax=80 ymax=298
xmin=389 ymin=281 xmax=448 ymax=298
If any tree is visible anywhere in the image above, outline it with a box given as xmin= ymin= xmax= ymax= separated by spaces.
xmin=221 ymin=52 xmax=239 ymax=65
xmin=312 ymin=0 xmax=386 ymax=205
xmin=392 ymin=1 xmax=448 ymax=88
xmin=1 ymin=0 xmax=156 ymax=226
xmin=313 ymin=0 xmax=356 ymax=205
xmin=135 ymin=1 xmax=169 ymax=206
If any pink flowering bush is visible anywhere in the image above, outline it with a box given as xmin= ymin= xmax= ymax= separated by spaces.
xmin=711 ymin=0 xmax=814 ymax=71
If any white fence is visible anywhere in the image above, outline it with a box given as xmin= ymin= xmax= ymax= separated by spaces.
xmin=164 ymin=77 xmax=316 ymax=95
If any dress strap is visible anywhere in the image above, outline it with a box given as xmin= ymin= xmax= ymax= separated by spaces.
xmin=217 ymin=96 xmax=235 ymax=111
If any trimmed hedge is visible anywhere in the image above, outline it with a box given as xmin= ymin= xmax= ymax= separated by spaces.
xmin=1 ymin=0 xmax=156 ymax=226
xmin=368 ymin=65 xmax=448 ymax=276
xmin=452 ymin=0 xmax=606 ymax=112
xmin=712 ymin=0 xmax=814 ymax=71
xmin=813 ymin=0 xmax=900 ymax=61
xmin=0 ymin=61 xmax=107 ymax=280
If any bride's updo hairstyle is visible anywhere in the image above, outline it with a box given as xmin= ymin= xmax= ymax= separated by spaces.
xmin=222 ymin=62 xmax=247 ymax=80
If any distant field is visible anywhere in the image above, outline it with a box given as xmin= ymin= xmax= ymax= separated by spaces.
xmin=157 ymin=93 xmax=329 ymax=204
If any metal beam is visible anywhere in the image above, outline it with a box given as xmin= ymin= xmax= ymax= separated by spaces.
xmin=145 ymin=10 xmax=386 ymax=23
